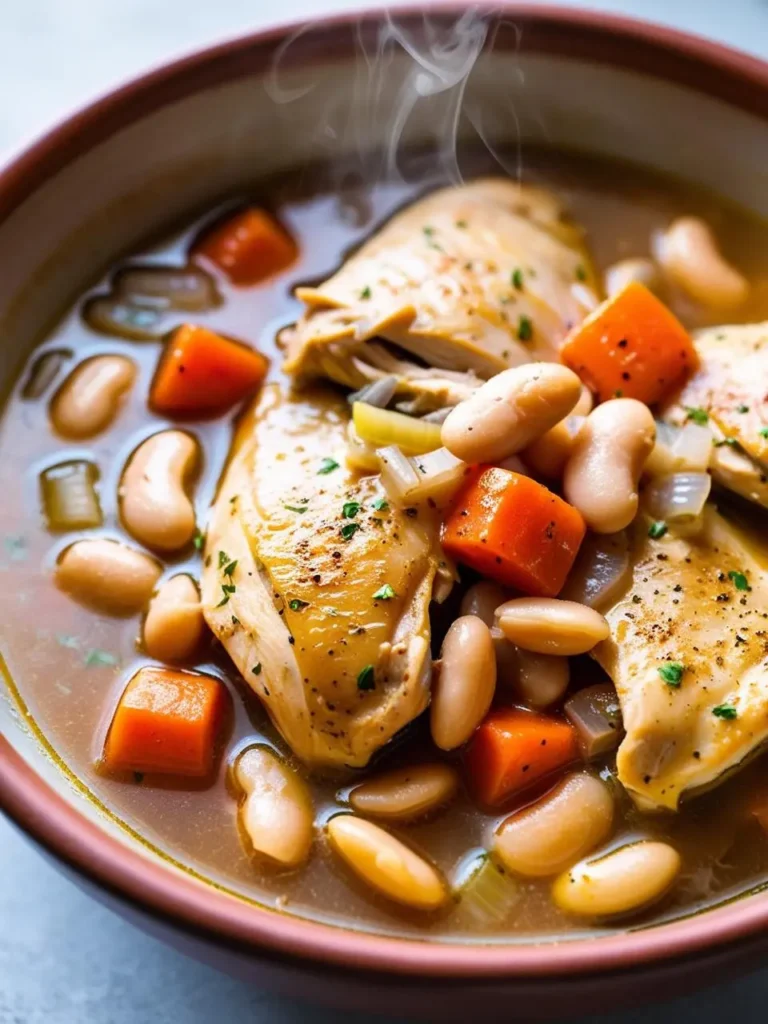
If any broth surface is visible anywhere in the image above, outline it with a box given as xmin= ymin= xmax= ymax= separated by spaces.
xmin=2 ymin=149 xmax=768 ymax=940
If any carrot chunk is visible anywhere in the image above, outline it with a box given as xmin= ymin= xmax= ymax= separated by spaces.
xmin=442 ymin=467 xmax=585 ymax=597
xmin=150 ymin=323 xmax=268 ymax=418
xmin=466 ymin=707 xmax=579 ymax=806
xmin=560 ymin=281 xmax=697 ymax=405
xmin=104 ymin=666 xmax=227 ymax=777
xmin=193 ymin=208 xmax=297 ymax=286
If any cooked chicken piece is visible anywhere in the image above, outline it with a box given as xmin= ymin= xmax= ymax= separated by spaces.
xmin=201 ymin=384 xmax=446 ymax=768
xmin=663 ymin=322 xmax=768 ymax=508
xmin=594 ymin=507 xmax=768 ymax=811
xmin=282 ymin=179 xmax=597 ymax=410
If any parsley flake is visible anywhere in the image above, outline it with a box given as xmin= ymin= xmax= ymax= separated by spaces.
xmin=223 ymin=560 xmax=237 ymax=577
xmin=517 ymin=314 xmax=533 ymax=342
xmin=737 ymin=404 xmax=750 ymax=413
xmin=575 ymin=264 xmax=588 ymax=282
xmin=511 ymin=268 xmax=524 ymax=290
xmin=289 ymin=599 xmax=309 ymax=611
xmin=342 ymin=501 xmax=361 ymax=518
xmin=318 ymin=457 xmax=339 ymax=475
xmin=252 ymin=663 xmax=262 ymax=676
xmin=218 ymin=550 xmax=230 ymax=569
xmin=193 ymin=530 xmax=205 ymax=551
xmin=373 ymin=583 xmax=397 ymax=600
xmin=341 ymin=522 xmax=360 ymax=541
xmin=658 ymin=662 xmax=684 ymax=687
xmin=371 ymin=497 xmax=389 ymax=511
xmin=713 ymin=704 xmax=737 ymax=720
xmin=685 ymin=406 xmax=709 ymax=426
xmin=359 ymin=285 xmax=372 ymax=300
xmin=760 ymin=427 xmax=768 ymax=439
xmin=455 ymin=219 xmax=468 ymax=229
xmin=357 ymin=664 xmax=375 ymax=690
xmin=423 ymin=225 xmax=435 ymax=238
xmin=714 ymin=437 xmax=741 ymax=449
xmin=728 ymin=570 xmax=751 ymax=592
xmin=284 ymin=503 xmax=309 ymax=514
xmin=648 ymin=521 xmax=668 ymax=539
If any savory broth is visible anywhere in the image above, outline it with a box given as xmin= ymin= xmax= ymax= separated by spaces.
xmin=2 ymin=149 xmax=768 ymax=941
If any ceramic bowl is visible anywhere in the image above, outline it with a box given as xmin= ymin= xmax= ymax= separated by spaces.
xmin=2 ymin=7 xmax=768 ymax=1018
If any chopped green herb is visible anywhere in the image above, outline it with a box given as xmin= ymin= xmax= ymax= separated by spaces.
xmin=658 ymin=661 xmax=684 ymax=687
xmin=218 ymin=550 xmax=230 ymax=569
xmin=359 ymin=285 xmax=372 ymax=300
xmin=341 ymin=522 xmax=360 ymax=541
xmin=357 ymin=664 xmax=375 ymax=690
xmin=511 ymin=268 xmax=524 ymax=290
xmin=231 ymin=615 xmax=240 ymax=626
xmin=342 ymin=501 xmax=361 ymax=518
xmin=728 ymin=570 xmax=751 ymax=592
xmin=216 ymin=582 xmax=236 ymax=607
xmin=372 ymin=583 xmax=397 ymax=601
xmin=713 ymin=704 xmax=737 ymax=720
xmin=714 ymin=437 xmax=741 ymax=449
xmin=760 ymin=427 xmax=768 ymax=439
xmin=614 ymin=389 xmax=623 ymax=398
xmin=737 ymin=404 xmax=750 ymax=413
xmin=193 ymin=530 xmax=205 ymax=551
xmin=252 ymin=663 xmax=262 ymax=676
xmin=289 ymin=598 xmax=309 ymax=611
xmin=318 ymin=457 xmax=340 ymax=475
xmin=517 ymin=314 xmax=533 ymax=342
xmin=84 ymin=649 xmax=118 ymax=668
xmin=455 ymin=219 xmax=468 ymax=229
xmin=56 ymin=633 xmax=80 ymax=650
xmin=371 ymin=497 xmax=389 ymax=511
xmin=575 ymin=264 xmax=588 ymax=282
xmin=216 ymin=594 xmax=231 ymax=608
xmin=685 ymin=406 xmax=709 ymax=426
xmin=284 ymin=504 xmax=309 ymax=514
xmin=223 ymin=560 xmax=238 ymax=577
xmin=423 ymin=225 xmax=435 ymax=238
xmin=648 ymin=521 xmax=668 ymax=540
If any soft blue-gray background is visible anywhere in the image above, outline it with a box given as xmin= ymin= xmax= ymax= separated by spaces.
xmin=1 ymin=2 xmax=767 ymax=1021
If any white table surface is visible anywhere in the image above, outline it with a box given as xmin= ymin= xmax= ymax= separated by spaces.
xmin=2 ymin=2 xmax=768 ymax=1022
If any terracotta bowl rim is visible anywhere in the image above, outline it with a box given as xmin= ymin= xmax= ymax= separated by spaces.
xmin=2 ymin=2 xmax=768 ymax=982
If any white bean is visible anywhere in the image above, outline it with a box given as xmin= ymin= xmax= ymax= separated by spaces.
xmin=522 ymin=415 xmax=586 ymax=480
xmin=510 ymin=648 xmax=570 ymax=708
xmin=235 ymin=746 xmax=314 ymax=868
xmin=552 ymin=841 xmax=680 ymax=918
xmin=326 ymin=815 xmax=447 ymax=910
xmin=657 ymin=217 xmax=748 ymax=308
xmin=143 ymin=574 xmax=206 ymax=663
xmin=604 ymin=258 xmax=660 ymax=298
xmin=459 ymin=582 xmax=507 ymax=627
xmin=431 ymin=616 xmax=496 ymax=750
xmin=441 ymin=363 xmax=582 ymax=464
xmin=50 ymin=355 xmax=136 ymax=439
xmin=495 ymin=774 xmax=614 ymax=878
xmin=120 ymin=430 xmax=198 ymax=552
xmin=55 ymin=538 xmax=161 ymax=616
xmin=348 ymin=764 xmax=459 ymax=822
xmin=496 ymin=598 xmax=609 ymax=656
xmin=564 ymin=399 xmax=655 ymax=533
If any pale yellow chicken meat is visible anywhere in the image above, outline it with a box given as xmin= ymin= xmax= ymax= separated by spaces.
xmin=282 ymin=179 xmax=598 ymax=410
xmin=595 ymin=508 xmax=768 ymax=811
xmin=664 ymin=322 xmax=768 ymax=509
xmin=201 ymin=384 xmax=445 ymax=768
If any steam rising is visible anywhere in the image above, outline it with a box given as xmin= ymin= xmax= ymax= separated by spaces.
xmin=265 ymin=9 xmax=501 ymax=189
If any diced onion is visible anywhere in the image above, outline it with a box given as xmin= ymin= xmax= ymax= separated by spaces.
xmin=457 ymin=854 xmax=520 ymax=925
xmin=377 ymin=445 xmax=468 ymax=506
xmin=353 ymin=402 xmax=441 ymax=455
xmin=645 ymin=421 xmax=712 ymax=477
xmin=561 ymin=532 xmax=631 ymax=610
xmin=41 ymin=460 xmax=102 ymax=531
xmin=645 ymin=471 xmax=712 ymax=522
xmin=348 ymin=376 xmax=398 ymax=409
xmin=345 ymin=421 xmax=380 ymax=473
xmin=564 ymin=683 xmax=624 ymax=760
xmin=115 ymin=265 xmax=221 ymax=311
xmin=22 ymin=349 xmax=70 ymax=400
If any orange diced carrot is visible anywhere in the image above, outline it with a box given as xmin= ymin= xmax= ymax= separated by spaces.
xmin=193 ymin=208 xmax=297 ymax=286
xmin=561 ymin=281 xmax=697 ymax=405
xmin=150 ymin=323 xmax=268 ymax=418
xmin=104 ymin=666 xmax=227 ymax=777
xmin=466 ymin=707 xmax=579 ymax=806
xmin=441 ymin=467 xmax=586 ymax=597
